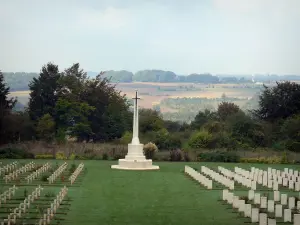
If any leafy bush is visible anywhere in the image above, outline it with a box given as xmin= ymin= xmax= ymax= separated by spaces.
xmin=0 ymin=147 xmax=34 ymax=159
xmin=286 ymin=141 xmax=300 ymax=152
xmin=69 ymin=153 xmax=76 ymax=160
xmin=35 ymin=154 xmax=54 ymax=159
xmin=102 ymin=153 xmax=109 ymax=160
xmin=41 ymin=174 xmax=49 ymax=182
xmin=55 ymin=151 xmax=67 ymax=160
xmin=69 ymin=163 xmax=77 ymax=174
xmin=143 ymin=142 xmax=158 ymax=159
xmin=120 ymin=131 xmax=132 ymax=144
xmin=169 ymin=149 xmax=183 ymax=161
xmin=198 ymin=151 xmax=240 ymax=162
xmin=240 ymin=155 xmax=289 ymax=164
xmin=188 ymin=131 xmax=213 ymax=149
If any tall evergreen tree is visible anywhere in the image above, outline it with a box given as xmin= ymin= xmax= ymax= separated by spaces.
xmin=28 ymin=63 xmax=61 ymax=121
xmin=0 ymin=70 xmax=17 ymax=144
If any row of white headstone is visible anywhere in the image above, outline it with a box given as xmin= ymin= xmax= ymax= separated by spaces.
xmin=3 ymin=162 xmax=35 ymax=183
xmin=69 ymin=163 xmax=84 ymax=185
xmin=25 ymin=162 xmax=51 ymax=183
xmin=236 ymin=166 xmax=300 ymax=191
xmin=0 ymin=161 xmax=18 ymax=176
xmin=184 ymin=166 xmax=213 ymax=189
xmin=201 ymin=166 xmax=234 ymax=190
xmin=1 ymin=185 xmax=43 ymax=225
xmin=249 ymin=189 xmax=300 ymax=210
xmin=47 ymin=162 xmax=68 ymax=184
xmin=218 ymin=166 xmax=256 ymax=190
xmin=0 ymin=185 xmax=18 ymax=207
xmin=38 ymin=186 xmax=68 ymax=225
xmin=223 ymin=189 xmax=284 ymax=225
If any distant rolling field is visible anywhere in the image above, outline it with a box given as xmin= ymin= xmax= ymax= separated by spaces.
xmin=9 ymin=82 xmax=260 ymax=110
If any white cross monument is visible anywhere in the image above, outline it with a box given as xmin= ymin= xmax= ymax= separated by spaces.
xmin=111 ymin=90 xmax=160 ymax=170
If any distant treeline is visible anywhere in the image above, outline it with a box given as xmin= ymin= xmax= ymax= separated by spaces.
xmin=3 ymin=70 xmax=300 ymax=91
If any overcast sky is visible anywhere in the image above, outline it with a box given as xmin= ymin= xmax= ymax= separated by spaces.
xmin=0 ymin=0 xmax=299 ymax=75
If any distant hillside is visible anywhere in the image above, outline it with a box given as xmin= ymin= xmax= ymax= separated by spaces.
xmin=3 ymin=70 xmax=300 ymax=92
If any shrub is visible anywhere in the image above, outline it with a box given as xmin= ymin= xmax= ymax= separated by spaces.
xmin=35 ymin=154 xmax=54 ymax=159
xmin=69 ymin=163 xmax=77 ymax=174
xmin=41 ymin=174 xmax=49 ymax=182
xmin=69 ymin=153 xmax=76 ymax=160
xmin=102 ymin=153 xmax=109 ymax=160
xmin=240 ymin=155 xmax=289 ymax=164
xmin=55 ymin=151 xmax=67 ymax=160
xmin=169 ymin=149 xmax=183 ymax=161
xmin=120 ymin=131 xmax=132 ymax=144
xmin=198 ymin=151 xmax=240 ymax=162
xmin=143 ymin=142 xmax=158 ymax=159
xmin=188 ymin=131 xmax=213 ymax=149
xmin=0 ymin=147 xmax=34 ymax=159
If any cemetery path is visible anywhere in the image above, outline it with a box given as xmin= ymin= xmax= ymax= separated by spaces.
xmin=63 ymin=161 xmax=249 ymax=225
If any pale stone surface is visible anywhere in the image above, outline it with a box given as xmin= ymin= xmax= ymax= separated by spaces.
xmin=297 ymin=201 xmax=300 ymax=210
xmin=244 ymin=204 xmax=251 ymax=217
xmin=289 ymin=180 xmax=294 ymax=189
xmin=268 ymin=179 xmax=273 ymax=189
xmin=275 ymin=204 xmax=282 ymax=218
xmin=233 ymin=196 xmax=239 ymax=209
xmin=259 ymin=213 xmax=267 ymax=225
xmin=294 ymin=214 xmax=300 ymax=225
xmin=248 ymin=190 xmax=254 ymax=200
xmin=274 ymin=191 xmax=280 ymax=202
xmin=283 ymin=208 xmax=291 ymax=222
xmin=261 ymin=197 xmax=267 ymax=208
xmin=254 ymin=193 xmax=261 ymax=204
xmin=227 ymin=192 xmax=233 ymax=204
xmin=288 ymin=197 xmax=295 ymax=209
xmin=238 ymin=200 xmax=245 ymax=212
xmin=222 ymin=189 xmax=228 ymax=201
xmin=281 ymin=194 xmax=287 ymax=205
xmin=267 ymin=218 xmax=276 ymax=225
xmin=268 ymin=200 xmax=275 ymax=213
xmin=251 ymin=208 xmax=259 ymax=223
xmin=111 ymin=91 xmax=159 ymax=171
xmin=273 ymin=181 xmax=278 ymax=191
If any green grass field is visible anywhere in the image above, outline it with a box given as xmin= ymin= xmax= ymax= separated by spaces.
xmin=1 ymin=160 xmax=300 ymax=225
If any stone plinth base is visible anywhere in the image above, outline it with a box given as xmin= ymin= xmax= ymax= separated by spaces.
xmin=111 ymin=159 xmax=160 ymax=170
xmin=111 ymin=143 xmax=160 ymax=171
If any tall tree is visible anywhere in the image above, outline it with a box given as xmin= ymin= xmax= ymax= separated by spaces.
xmin=28 ymin=63 xmax=61 ymax=121
xmin=82 ymin=73 xmax=131 ymax=141
xmin=217 ymin=102 xmax=240 ymax=121
xmin=0 ymin=70 xmax=17 ymax=144
xmin=253 ymin=81 xmax=300 ymax=121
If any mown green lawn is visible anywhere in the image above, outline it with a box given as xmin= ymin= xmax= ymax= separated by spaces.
xmin=1 ymin=160 xmax=300 ymax=225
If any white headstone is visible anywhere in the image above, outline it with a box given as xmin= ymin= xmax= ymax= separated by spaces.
xmin=281 ymin=194 xmax=287 ymax=205
xmin=283 ymin=208 xmax=292 ymax=222
xmin=259 ymin=213 xmax=267 ymax=225
xmin=254 ymin=193 xmax=261 ymax=204
xmin=244 ymin=204 xmax=252 ymax=218
xmin=274 ymin=191 xmax=280 ymax=202
xmin=238 ymin=200 xmax=245 ymax=212
xmin=222 ymin=189 xmax=228 ymax=201
xmin=268 ymin=200 xmax=275 ymax=213
xmin=251 ymin=208 xmax=259 ymax=223
xmin=294 ymin=214 xmax=300 ymax=225
xmin=275 ymin=204 xmax=282 ymax=218
xmin=288 ymin=197 xmax=295 ymax=209
xmin=267 ymin=218 xmax=276 ymax=225
xmin=261 ymin=197 xmax=267 ymax=208
xmin=248 ymin=190 xmax=255 ymax=200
